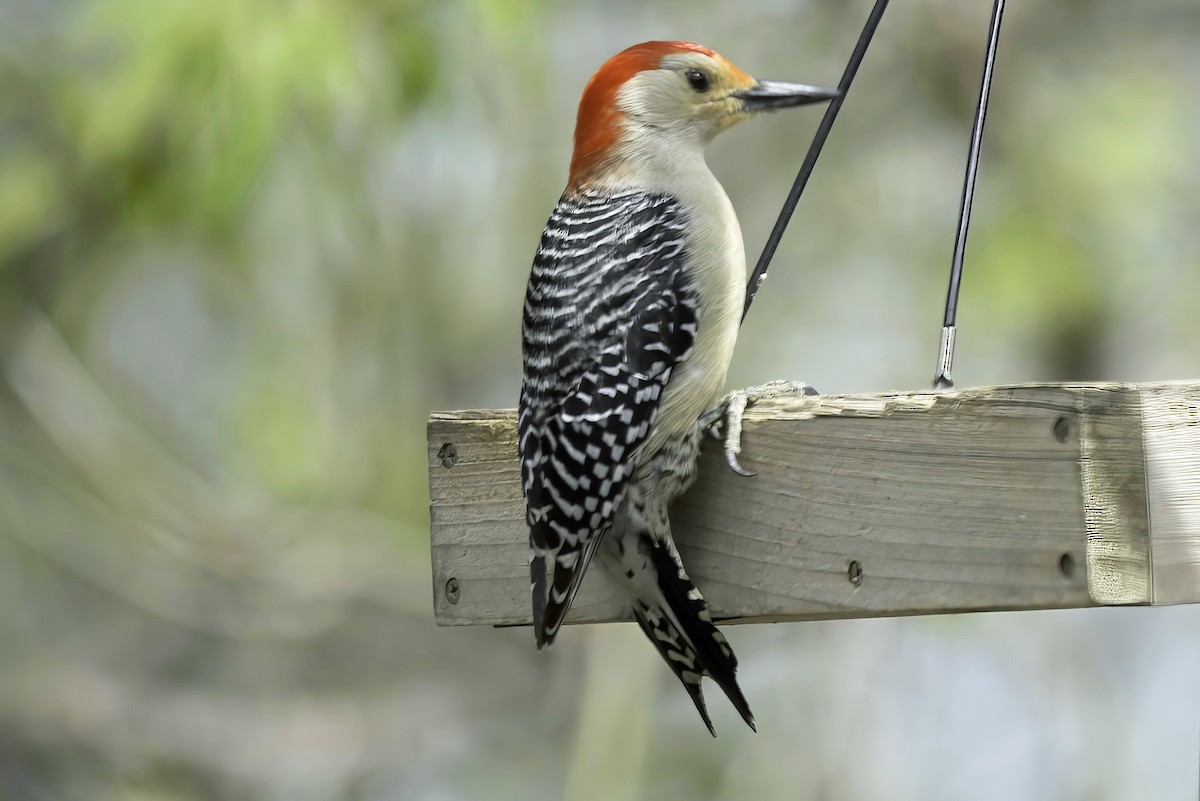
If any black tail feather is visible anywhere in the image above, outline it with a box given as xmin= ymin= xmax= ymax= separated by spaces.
xmin=630 ymin=534 xmax=755 ymax=735
xmin=632 ymin=605 xmax=716 ymax=736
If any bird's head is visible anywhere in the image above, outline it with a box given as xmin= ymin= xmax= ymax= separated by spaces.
xmin=568 ymin=41 xmax=838 ymax=189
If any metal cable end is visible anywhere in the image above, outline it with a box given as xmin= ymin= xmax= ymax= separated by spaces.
xmin=933 ymin=325 xmax=956 ymax=390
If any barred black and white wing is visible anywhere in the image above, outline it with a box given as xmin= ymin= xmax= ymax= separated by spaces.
xmin=519 ymin=189 xmax=698 ymax=648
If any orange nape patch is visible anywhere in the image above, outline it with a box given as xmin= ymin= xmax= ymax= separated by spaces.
xmin=567 ymin=41 xmax=745 ymax=190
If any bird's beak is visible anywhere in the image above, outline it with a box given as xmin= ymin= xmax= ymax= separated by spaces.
xmin=734 ymin=80 xmax=841 ymax=112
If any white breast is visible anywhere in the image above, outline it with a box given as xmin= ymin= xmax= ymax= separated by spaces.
xmin=595 ymin=143 xmax=747 ymax=462
xmin=648 ymin=167 xmax=745 ymax=458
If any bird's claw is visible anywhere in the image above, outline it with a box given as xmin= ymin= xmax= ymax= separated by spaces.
xmin=720 ymin=388 xmax=753 ymax=477
xmin=725 ymin=447 xmax=756 ymax=478
xmin=705 ymin=380 xmax=819 ymax=478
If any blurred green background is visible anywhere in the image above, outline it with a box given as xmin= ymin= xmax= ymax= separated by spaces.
xmin=1 ymin=0 xmax=1198 ymax=799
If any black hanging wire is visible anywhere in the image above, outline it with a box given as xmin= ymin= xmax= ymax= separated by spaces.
xmin=742 ymin=0 xmax=890 ymax=322
xmin=933 ymin=0 xmax=1007 ymax=389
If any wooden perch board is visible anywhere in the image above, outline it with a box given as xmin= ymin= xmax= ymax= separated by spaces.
xmin=427 ymin=382 xmax=1200 ymax=626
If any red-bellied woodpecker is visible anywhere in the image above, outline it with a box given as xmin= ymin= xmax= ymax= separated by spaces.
xmin=519 ymin=41 xmax=837 ymax=735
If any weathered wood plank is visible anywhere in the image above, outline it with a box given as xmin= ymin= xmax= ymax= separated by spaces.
xmin=427 ymin=382 xmax=1200 ymax=626
xmin=1142 ymin=384 xmax=1200 ymax=604
xmin=1077 ymin=386 xmax=1150 ymax=604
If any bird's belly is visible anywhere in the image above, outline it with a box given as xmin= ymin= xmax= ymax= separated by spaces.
xmin=629 ymin=170 xmax=746 ymax=468
xmin=637 ymin=268 xmax=743 ymax=464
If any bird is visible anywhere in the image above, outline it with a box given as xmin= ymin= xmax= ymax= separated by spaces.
xmin=518 ymin=40 xmax=837 ymax=736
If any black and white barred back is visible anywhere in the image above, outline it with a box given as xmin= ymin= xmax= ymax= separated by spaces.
xmin=520 ymin=188 xmax=755 ymax=735
xmin=520 ymin=189 xmax=697 ymax=640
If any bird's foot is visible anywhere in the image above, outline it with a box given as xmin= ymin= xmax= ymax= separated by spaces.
xmin=702 ymin=380 xmax=819 ymax=477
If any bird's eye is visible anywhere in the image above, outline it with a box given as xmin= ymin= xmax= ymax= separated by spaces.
xmin=685 ymin=69 xmax=710 ymax=93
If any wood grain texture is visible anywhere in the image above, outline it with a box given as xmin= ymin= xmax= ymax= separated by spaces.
xmin=427 ymin=382 xmax=1200 ymax=627
xmin=1141 ymin=383 xmax=1200 ymax=604
xmin=1077 ymin=385 xmax=1151 ymax=604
